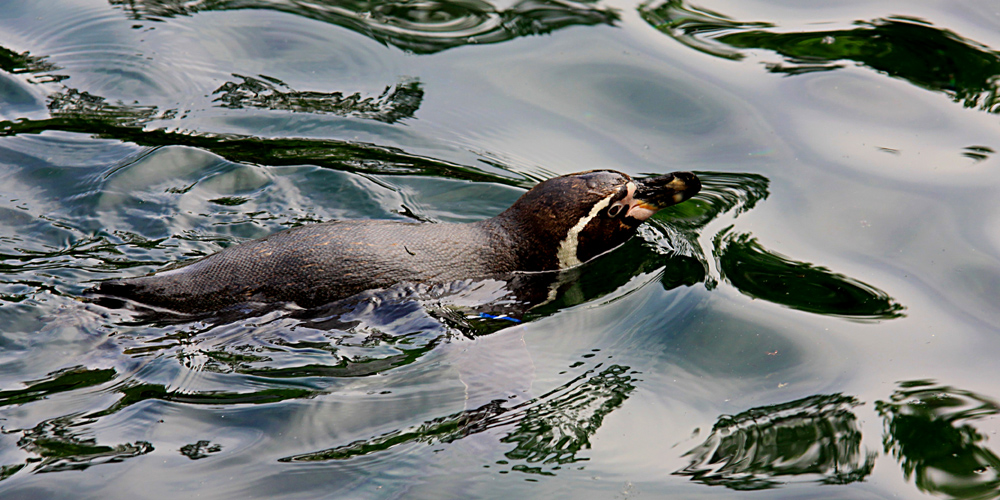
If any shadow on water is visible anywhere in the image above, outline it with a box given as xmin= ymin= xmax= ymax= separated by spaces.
xmin=108 ymin=0 xmax=620 ymax=55
xmin=676 ymin=381 xmax=1000 ymax=500
xmin=640 ymin=0 xmax=1000 ymax=114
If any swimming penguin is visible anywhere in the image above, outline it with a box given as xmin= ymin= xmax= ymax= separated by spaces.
xmin=88 ymin=170 xmax=700 ymax=314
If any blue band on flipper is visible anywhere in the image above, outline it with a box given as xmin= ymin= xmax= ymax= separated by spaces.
xmin=479 ymin=312 xmax=522 ymax=323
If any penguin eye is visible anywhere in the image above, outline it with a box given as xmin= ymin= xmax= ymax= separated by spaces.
xmin=607 ymin=204 xmax=623 ymax=218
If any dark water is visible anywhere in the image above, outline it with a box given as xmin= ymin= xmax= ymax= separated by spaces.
xmin=2 ymin=0 xmax=1000 ymax=497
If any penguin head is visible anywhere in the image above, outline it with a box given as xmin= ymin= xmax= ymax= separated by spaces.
xmin=498 ymin=169 xmax=701 ymax=270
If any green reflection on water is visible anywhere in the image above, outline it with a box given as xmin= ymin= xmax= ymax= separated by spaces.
xmin=714 ymin=228 xmax=905 ymax=320
xmin=876 ymin=381 xmax=1000 ymax=500
xmin=677 ymin=394 xmax=875 ymax=489
xmin=78 ymin=383 xmax=317 ymax=423
xmin=0 ymin=376 xmax=319 ymax=477
xmin=500 ymin=364 xmax=635 ymax=469
xmin=0 ymin=234 xmax=123 ymax=275
xmin=663 ymin=170 xmax=903 ymax=321
xmin=681 ymin=381 xmax=1000 ymax=498
xmin=638 ymin=0 xmax=772 ymax=60
xmin=180 ymin=440 xmax=223 ymax=460
xmin=0 ymin=46 xmax=59 ymax=77
xmin=658 ymin=171 xmax=770 ymax=232
xmin=718 ymin=20 xmax=1000 ymax=111
xmin=0 ymin=84 xmax=527 ymax=187
xmin=212 ymin=75 xmax=424 ymax=124
xmin=640 ymin=1 xmax=1000 ymax=113
xmin=0 ymin=464 xmax=25 ymax=481
xmin=281 ymin=363 xmax=636 ymax=476
xmin=110 ymin=0 xmax=619 ymax=55
xmin=236 ymin=335 xmax=443 ymax=378
xmin=13 ymin=415 xmax=154 ymax=475
xmin=0 ymin=367 xmax=116 ymax=408
xmin=279 ymin=399 xmax=508 ymax=462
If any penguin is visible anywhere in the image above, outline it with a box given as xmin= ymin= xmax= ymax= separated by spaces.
xmin=87 ymin=170 xmax=700 ymax=315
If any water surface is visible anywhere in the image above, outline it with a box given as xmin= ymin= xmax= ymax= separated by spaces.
xmin=2 ymin=0 xmax=1000 ymax=498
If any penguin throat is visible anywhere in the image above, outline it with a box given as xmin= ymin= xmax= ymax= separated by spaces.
xmin=556 ymin=193 xmax=615 ymax=269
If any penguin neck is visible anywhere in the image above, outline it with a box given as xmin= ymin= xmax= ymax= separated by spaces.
xmin=477 ymin=206 xmax=565 ymax=273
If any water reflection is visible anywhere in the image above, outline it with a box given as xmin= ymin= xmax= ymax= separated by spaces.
xmin=963 ymin=145 xmax=995 ymax=163
xmin=0 ymin=39 xmax=515 ymax=183
xmin=714 ymin=228 xmax=905 ymax=320
xmin=0 ymin=367 xmax=116 ymax=408
xmin=661 ymin=171 xmax=769 ymax=232
xmin=640 ymin=1 xmax=1000 ymax=113
xmin=110 ymin=0 xmax=620 ymax=54
xmin=662 ymin=170 xmax=902 ymax=320
xmin=180 ymin=440 xmax=222 ymax=460
xmin=114 ymin=290 xmax=453 ymax=379
xmin=0 ymin=46 xmax=61 ymax=80
xmin=0 ymin=105 xmax=907 ymax=484
xmin=0 ymin=361 xmax=318 ymax=477
xmin=677 ymin=394 xmax=875 ymax=489
xmin=0 ymin=368 xmax=157 ymax=475
xmin=500 ymin=364 xmax=635 ymax=470
xmin=638 ymin=0 xmax=770 ymax=60
xmin=876 ymin=381 xmax=1000 ymax=499
xmin=680 ymin=381 xmax=1000 ymax=498
xmin=281 ymin=363 xmax=636 ymax=476
xmin=0 ymin=79 xmax=522 ymax=186
xmin=212 ymin=75 xmax=423 ymax=124
xmin=18 ymin=416 xmax=154 ymax=473
xmin=0 ymin=31 xmax=913 ymax=487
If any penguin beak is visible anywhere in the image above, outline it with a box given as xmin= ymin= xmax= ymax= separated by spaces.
xmin=626 ymin=171 xmax=701 ymax=221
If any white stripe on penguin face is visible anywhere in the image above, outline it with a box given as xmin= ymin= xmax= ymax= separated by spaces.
xmin=555 ymin=191 xmax=617 ymax=269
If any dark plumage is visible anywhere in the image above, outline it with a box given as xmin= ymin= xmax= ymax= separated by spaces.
xmin=88 ymin=170 xmax=700 ymax=314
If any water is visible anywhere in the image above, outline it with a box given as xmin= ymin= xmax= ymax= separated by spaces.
xmin=2 ymin=0 xmax=1000 ymax=497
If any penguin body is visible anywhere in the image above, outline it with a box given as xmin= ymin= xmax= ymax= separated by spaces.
xmin=89 ymin=170 xmax=700 ymax=314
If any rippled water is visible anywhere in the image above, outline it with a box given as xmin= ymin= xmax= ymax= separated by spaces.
xmin=3 ymin=0 xmax=1000 ymax=497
